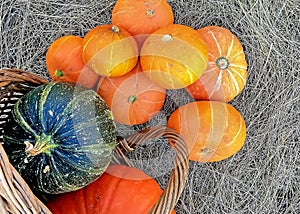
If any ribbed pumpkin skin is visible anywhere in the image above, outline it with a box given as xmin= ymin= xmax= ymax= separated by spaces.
xmin=46 ymin=35 xmax=99 ymax=89
xmin=185 ymin=26 xmax=248 ymax=102
xmin=167 ymin=101 xmax=246 ymax=162
xmin=111 ymin=0 xmax=174 ymax=48
xmin=112 ymin=0 xmax=174 ymax=36
xmin=140 ymin=24 xmax=208 ymax=89
xmin=97 ymin=62 xmax=166 ymax=125
xmin=2 ymin=82 xmax=116 ymax=194
xmin=82 ymin=24 xmax=138 ymax=77
xmin=47 ymin=164 xmax=176 ymax=214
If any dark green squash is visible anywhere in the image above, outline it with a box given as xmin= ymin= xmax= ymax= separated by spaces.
xmin=2 ymin=82 xmax=116 ymax=194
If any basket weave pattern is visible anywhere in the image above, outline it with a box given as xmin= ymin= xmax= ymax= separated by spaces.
xmin=0 ymin=69 xmax=50 ymax=213
xmin=0 ymin=69 xmax=189 ymax=214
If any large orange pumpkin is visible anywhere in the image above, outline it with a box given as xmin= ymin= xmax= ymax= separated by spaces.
xmin=46 ymin=35 xmax=99 ymax=88
xmin=47 ymin=164 xmax=176 ymax=214
xmin=167 ymin=101 xmax=246 ymax=162
xmin=97 ymin=62 xmax=166 ymax=125
xmin=185 ymin=26 xmax=248 ymax=102
xmin=82 ymin=24 xmax=138 ymax=77
xmin=111 ymin=0 xmax=174 ymax=36
xmin=140 ymin=24 xmax=209 ymax=89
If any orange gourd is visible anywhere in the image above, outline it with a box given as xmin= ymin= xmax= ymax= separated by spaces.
xmin=167 ymin=101 xmax=246 ymax=162
xmin=97 ymin=62 xmax=166 ymax=125
xmin=47 ymin=164 xmax=176 ymax=214
xmin=82 ymin=24 xmax=138 ymax=77
xmin=185 ymin=26 xmax=248 ymax=102
xmin=111 ymin=0 xmax=174 ymax=36
xmin=46 ymin=35 xmax=99 ymax=88
xmin=140 ymin=24 xmax=209 ymax=89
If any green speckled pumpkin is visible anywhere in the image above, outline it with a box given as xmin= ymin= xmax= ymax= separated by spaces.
xmin=2 ymin=82 xmax=116 ymax=194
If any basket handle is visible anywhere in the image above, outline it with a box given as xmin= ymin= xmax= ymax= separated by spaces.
xmin=112 ymin=126 xmax=189 ymax=214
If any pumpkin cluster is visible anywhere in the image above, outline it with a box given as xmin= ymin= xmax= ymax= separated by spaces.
xmin=42 ymin=0 xmax=249 ymax=213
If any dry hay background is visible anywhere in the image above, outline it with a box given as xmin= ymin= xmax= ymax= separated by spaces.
xmin=1 ymin=0 xmax=300 ymax=213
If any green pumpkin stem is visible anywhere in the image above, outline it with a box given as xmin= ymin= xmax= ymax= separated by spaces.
xmin=25 ymin=134 xmax=58 ymax=156
xmin=55 ymin=70 xmax=64 ymax=77
xmin=128 ymin=95 xmax=137 ymax=104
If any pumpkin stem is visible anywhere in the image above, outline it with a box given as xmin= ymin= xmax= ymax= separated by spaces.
xmin=25 ymin=134 xmax=58 ymax=157
xmin=216 ymin=56 xmax=230 ymax=70
xmin=200 ymin=148 xmax=215 ymax=154
xmin=54 ymin=70 xmax=64 ymax=77
xmin=128 ymin=95 xmax=137 ymax=104
xmin=162 ymin=34 xmax=173 ymax=42
xmin=111 ymin=25 xmax=120 ymax=33
xmin=146 ymin=8 xmax=155 ymax=17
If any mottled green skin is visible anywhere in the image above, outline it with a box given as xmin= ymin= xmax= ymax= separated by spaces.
xmin=3 ymin=82 xmax=116 ymax=194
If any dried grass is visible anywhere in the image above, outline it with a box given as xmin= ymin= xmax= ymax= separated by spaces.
xmin=1 ymin=0 xmax=300 ymax=213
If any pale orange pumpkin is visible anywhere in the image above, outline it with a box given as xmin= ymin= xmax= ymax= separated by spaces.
xmin=97 ymin=62 xmax=166 ymax=125
xmin=82 ymin=24 xmax=138 ymax=77
xmin=185 ymin=26 xmax=248 ymax=102
xmin=167 ymin=101 xmax=246 ymax=162
xmin=140 ymin=24 xmax=209 ymax=89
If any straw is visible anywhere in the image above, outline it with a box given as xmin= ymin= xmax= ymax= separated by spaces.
xmin=1 ymin=0 xmax=299 ymax=213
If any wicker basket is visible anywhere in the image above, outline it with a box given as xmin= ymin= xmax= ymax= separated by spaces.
xmin=0 ymin=68 xmax=189 ymax=214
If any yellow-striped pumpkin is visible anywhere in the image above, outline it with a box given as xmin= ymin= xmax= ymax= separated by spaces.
xmin=167 ymin=101 xmax=246 ymax=162
xmin=185 ymin=26 xmax=248 ymax=102
xmin=82 ymin=24 xmax=138 ymax=77
xmin=140 ymin=24 xmax=208 ymax=89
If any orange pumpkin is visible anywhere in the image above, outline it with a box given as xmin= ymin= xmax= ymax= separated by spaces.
xmin=167 ymin=101 xmax=246 ymax=162
xmin=46 ymin=35 xmax=99 ymax=88
xmin=111 ymin=0 xmax=174 ymax=36
xmin=47 ymin=164 xmax=176 ymax=214
xmin=82 ymin=24 xmax=138 ymax=77
xmin=185 ymin=26 xmax=248 ymax=102
xmin=97 ymin=62 xmax=166 ymax=125
xmin=140 ymin=24 xmax=209 ymax=89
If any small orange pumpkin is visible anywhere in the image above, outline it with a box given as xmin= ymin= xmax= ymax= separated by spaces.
xmin=167 ymin=101 xmax=246 ymax=162
xmin=111 ymin=0 xmax=174 ymax=36
xmin=82 ymin=24 xmax=138 ymax=77
xmin=97 ymin=62 xmax=166 ymax=125
xmin=46 ymin=35 xmax=99 ymax=88
xmin=140 ymin=24 xmax=209 ymax=89
xmin=185 ymin=26 xmax=248 ymax=102
xmin=47 ymin=164 xmax=176 ymax=214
